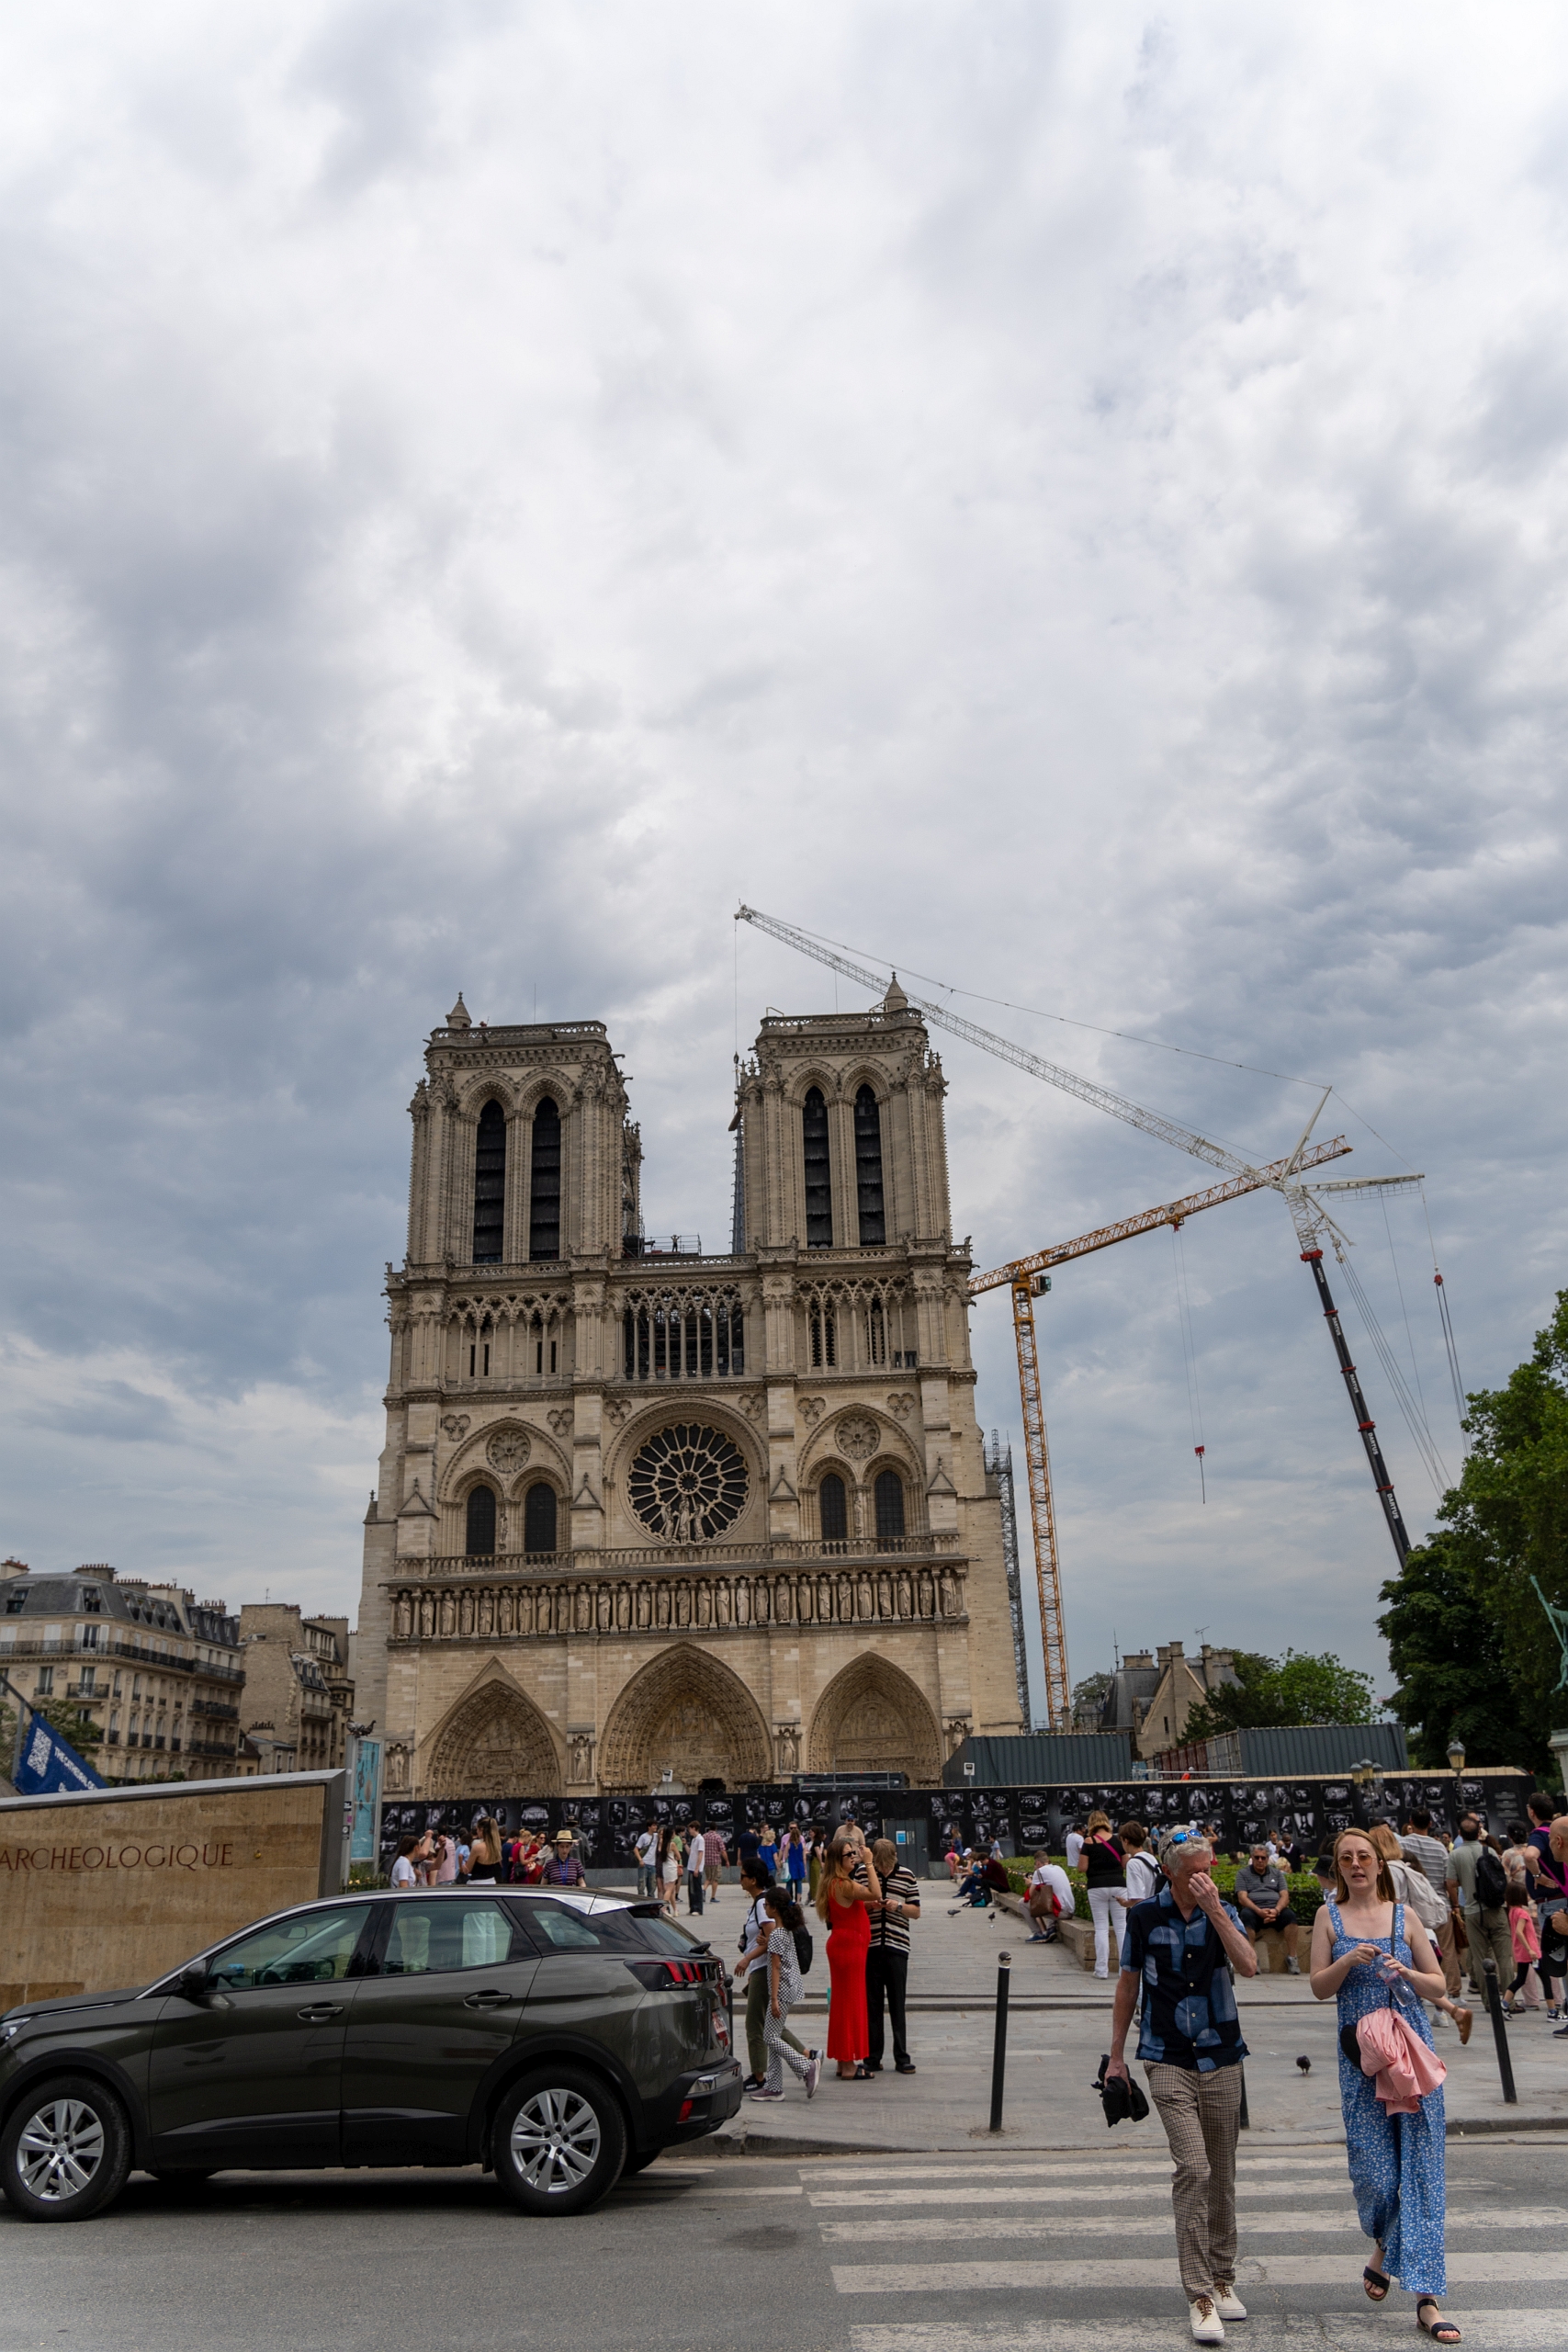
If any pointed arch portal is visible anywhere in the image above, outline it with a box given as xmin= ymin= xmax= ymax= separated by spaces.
xmin=424 ymin=1675 xmax=561 ymax=1795
xmin=807 ymin=1655 xmax=941 ymax=1784
xmin=598 ymin=1645 xmax=773 ymax=1792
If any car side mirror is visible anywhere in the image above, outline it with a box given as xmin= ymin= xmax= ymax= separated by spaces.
xmin=177 ymin=1962 xmax=209 ymax=2000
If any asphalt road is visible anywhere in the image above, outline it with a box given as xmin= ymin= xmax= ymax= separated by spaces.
xmin=2 ymin=2136 xmax=1564 ymax=2352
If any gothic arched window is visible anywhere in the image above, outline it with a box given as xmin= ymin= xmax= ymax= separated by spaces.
xmin=529 ymin=1097 xmax=561 ymax=1261
xmin=819 ymin=1472 xmax=848 ymax=1544
xmin=874 ymin=1469 xmax=906 ymax=1547
xmin=802 ymin=1088 xmax=833 ymax=1247
xmin=465 ymin=1484 xmax=497 ymax=1556
xmin=472 ymin=1100 xmax=506 ymax=1262
xmin=523 ymin=1481 xmax=558 ymax=1555
xmin=854 ymin=1084 xmax=885 ymax=1246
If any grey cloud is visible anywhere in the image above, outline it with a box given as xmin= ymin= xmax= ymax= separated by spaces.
xmin=20 ymin=1380 xmax=179 ymax=1445
xmin=0 ymin=4 xmax=1562 ymax=1702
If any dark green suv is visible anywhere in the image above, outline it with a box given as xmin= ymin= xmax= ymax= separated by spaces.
xmin=0 ymin=1888 xmax=740 ymax=2222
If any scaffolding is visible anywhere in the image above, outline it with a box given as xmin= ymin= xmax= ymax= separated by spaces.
xmin=985 ymin=1430 xmax=1032 ymax=1729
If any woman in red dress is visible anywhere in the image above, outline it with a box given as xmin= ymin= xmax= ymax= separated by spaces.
xmin=817 ymin=1828 xmax=883 ymax=2078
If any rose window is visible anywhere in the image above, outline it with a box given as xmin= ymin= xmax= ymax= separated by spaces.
xmin=627 ymin=1423 xmax=749 ymax=1543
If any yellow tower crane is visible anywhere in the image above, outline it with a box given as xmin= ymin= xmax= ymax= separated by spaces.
xmin=967 ymin=1144 xmax=1350 ymax=1730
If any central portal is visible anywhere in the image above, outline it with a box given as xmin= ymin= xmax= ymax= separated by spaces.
xmin=598 ymin=1644 xmax=773 ymax=1792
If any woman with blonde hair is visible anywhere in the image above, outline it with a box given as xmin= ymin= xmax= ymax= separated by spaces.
xmin=462 ymin=1816 xmax=504 ymax=1884
xmin=1310 ymin=1827 xmax=1456 ymax=2343
xmin=816 ymin=1828 xmax=882 ymax=2079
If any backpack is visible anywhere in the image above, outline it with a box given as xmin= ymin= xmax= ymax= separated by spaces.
xmin=1392 ymin=1859 xmax=1448 ymax=1935
xmin=1473 ymin=1845 xmax=1509 ymax=1911
xmin=793 ymin=1923 xmax=814 ymax=1975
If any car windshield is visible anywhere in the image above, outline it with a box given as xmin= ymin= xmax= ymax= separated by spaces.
xmin=204 ymin=1905 xmax=368 ymax=1990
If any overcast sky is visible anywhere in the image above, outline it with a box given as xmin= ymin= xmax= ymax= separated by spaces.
xmin=2 ymin=6 xmax=1564 ymax=1724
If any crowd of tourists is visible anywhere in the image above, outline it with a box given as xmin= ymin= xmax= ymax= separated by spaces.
xmin=389 ymin=1820 xmax=589 ymax=1888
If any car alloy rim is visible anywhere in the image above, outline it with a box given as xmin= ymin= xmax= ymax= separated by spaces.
xmin=17 ymin=2098 xmax=107 ymax=2201
xmin=509 ymin=2086 xmax=601 ymax=2192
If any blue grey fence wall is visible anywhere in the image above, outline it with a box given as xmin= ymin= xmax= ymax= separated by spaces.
xmin=1236 ymin=1724 xmax=1410 ymax=1776
xmin=378 ymin=1767 xmax=1533 ymax=1873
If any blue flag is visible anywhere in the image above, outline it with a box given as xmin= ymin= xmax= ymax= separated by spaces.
xmin=14 ymin=1711 xmax=104 ymax=1796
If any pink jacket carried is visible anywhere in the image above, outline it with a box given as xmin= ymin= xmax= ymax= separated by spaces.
xmin=1356 ymin=2009 xmax=1447 ymax=2116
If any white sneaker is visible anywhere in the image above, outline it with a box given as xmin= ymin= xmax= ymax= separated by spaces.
xmin=1190 ymin=2297 xmax=1225 ymax=2345
xmin=1213 ymin=2284 xmax=1247 ymax=2321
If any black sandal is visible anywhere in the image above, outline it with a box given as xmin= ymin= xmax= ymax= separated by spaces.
xmin=1417 ymin=2299 xmax=1461 ymax=2344
xmin=1363 ymin=2266 xmax=1392 ymax=2301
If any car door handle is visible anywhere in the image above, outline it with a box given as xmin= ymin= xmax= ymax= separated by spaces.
xmin=297 ymin=2003 xmax=344 ymax=2021
xmin=463 ymin=1990 xmax=513 ymax=2008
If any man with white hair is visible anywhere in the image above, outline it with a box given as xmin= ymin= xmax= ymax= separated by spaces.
xmin=1106 ymin=1828 xmax=1258 ymax=2346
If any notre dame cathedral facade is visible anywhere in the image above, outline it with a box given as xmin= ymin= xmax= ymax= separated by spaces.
xmin=352 ymin=981 xmax=1023 ymax=1799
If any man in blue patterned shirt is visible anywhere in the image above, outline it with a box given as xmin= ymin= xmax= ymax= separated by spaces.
xmin=1106 ymin=1830 xmax=1258 ymax=2346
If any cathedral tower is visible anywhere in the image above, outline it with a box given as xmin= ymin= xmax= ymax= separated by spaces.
xmin=355 ymin=986 xmax=1022 ymax=1800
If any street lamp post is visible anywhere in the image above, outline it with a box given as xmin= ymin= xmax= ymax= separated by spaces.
xmin=1446 ymin=1736 xmax=1466 ymax=1838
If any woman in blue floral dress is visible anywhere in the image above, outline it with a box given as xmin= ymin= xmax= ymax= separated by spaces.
xmin=1310 ymin=1827 xmax=1457 ymax=2344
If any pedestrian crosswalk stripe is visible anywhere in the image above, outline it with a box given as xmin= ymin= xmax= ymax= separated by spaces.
xmin=832 ymin=2252 xmax=1568 ymax=2294
xmin=804 ymin=2154 xmax=1348 ymax=2187
xmin=820 ymin=2204 xmax=1547 ymax=2243
xmin=810 ymin=2171 xmax=1347 ymax=2208
xmin=848 ymin=2317 xmax=1566 ymax=2352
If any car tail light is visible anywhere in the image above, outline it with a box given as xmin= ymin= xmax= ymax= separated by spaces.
xmin=623 ymin=1957 xmax=709 ymax=1992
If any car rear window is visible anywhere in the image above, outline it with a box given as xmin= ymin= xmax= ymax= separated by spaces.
xmin=508 ymin=1897 xmax=716 ymax=1957
xmin=513 ymin=1901 xmax=610 ymax=1951
xmin=585 ymin=1904 xmax=713 ymax=1958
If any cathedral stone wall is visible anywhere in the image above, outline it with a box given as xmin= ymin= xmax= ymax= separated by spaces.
xmin=354 ymin=988 xmax=1023 ymax=1800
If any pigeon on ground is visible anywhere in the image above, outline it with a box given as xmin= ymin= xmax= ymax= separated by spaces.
xmin=1296 ymin=2055 xmax=1312 ymax=2075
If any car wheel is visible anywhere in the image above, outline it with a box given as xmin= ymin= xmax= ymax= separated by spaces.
xmin=492 ymin=2068 xmax=626 ymax=2216
xmin=0 ymin=2075 xmax=133 ymax=2222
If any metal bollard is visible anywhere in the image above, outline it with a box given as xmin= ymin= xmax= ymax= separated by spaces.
xmin=1480 ymin=1958 xmax=1518 ymax=2105
xmin=989 ymin=1951 xmax=1012 ymax=2132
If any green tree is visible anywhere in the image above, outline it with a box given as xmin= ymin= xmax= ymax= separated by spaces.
xmin=1071 ymin=1670 xmax=1112 ymax=1730
xmin=1376 ymin=1529 xmax=1522 ymax=1770
xmin=0 ymin=1692 xmax=105 ymax=1775
xmin=1375 ymin=1287 xmax=1568 ymax=1773
xmin=1182 ymin=1647 xmax=1378 ymax=1741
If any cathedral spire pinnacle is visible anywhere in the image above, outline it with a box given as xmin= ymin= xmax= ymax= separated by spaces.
xmin=882 ymin=972 xmax=909 ymax=1012
xmin=447 ymin=992 xmax=472 ymax=1031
